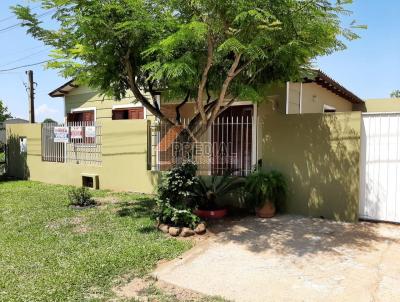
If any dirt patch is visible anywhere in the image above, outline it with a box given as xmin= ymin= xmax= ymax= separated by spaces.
xmin=113 ymin=277 xmax=149 ymax=300
xmin=46 ymin=216 xmax=90 ymax=234
xmin=95 ymin=196 xmax=121 ymax=205
xmin=112 ymin=276 xmax=210 ymax=301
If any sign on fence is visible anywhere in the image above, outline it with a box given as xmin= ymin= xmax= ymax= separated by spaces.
xmin=85 ymin=126 xmax=96 ymax=138
xmin=70 ymin=126 xmax=83 ymax=139
xmin=53 ymin=127 xmax=69 ymax=143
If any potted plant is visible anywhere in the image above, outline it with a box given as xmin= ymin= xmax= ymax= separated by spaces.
xmin=192 ymin=173 xmax=244 ymax=219
xmin=246 ymin=170 xmax=287 ymax=218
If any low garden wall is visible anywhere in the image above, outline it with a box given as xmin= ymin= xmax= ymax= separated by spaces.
xmin=6 ymin=120 xmax=159 ymax=193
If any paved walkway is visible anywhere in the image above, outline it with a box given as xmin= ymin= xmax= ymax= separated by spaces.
xmin=153 ymin=215 xmax=400 ymax=302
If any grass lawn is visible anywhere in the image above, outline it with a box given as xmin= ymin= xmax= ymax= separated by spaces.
xmin=0 ymin=181 xmax=194 ymax=301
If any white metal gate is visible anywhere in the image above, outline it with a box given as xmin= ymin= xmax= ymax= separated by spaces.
xmin=360 ymin=113 xmax=400 ymax=223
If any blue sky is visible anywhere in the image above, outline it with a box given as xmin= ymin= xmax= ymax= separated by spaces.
xmin=0 ymin=0 xmax=399 ymax=122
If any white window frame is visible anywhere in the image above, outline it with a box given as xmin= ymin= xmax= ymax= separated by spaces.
xmin=70 ymin=107 xmax=97 ymax=122
xmin=323 ymin=104 xmax=336 ymax=113
xmin=112 ymin=103 xmax=147 ymax=119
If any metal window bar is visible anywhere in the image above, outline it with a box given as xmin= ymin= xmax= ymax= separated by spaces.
xmin=150 ymin=114 xmax=253 ymax=176
xmin=41 ymin=121 xmax=102 ymax=166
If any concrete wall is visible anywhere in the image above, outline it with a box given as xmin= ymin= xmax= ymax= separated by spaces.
xmin=258 ymin=106 xmax=361 ymax=222
xmin=288 ymin=82 xmax=353 ymax=114
xmin=354 ymin=98 xmax=400 ymax=113
xmin=6 ymin=120 xmax=159 ymax=193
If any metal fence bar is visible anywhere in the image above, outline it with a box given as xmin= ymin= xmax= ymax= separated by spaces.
xmin=41 ymin=121 xmax=102 ymax=166
xmin=151 ymin=112 xmax=253 ymax=176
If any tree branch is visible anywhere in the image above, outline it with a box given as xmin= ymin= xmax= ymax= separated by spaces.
xmin=175 ymin=91 xmax=190 ymax=124
xmin=207 ymin=53 xmax=242 ymax=128
xmin=196 ymin=32 xmax=213 ymax=126
xmin=123 ymin=51 xmax=174 ymax=126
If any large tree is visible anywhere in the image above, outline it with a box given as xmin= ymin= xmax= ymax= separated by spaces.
xmin=14 ymin=0 xmax=363 ymax=136
xmin=0 ymin=100 xmax=12 ymax=123
xmin=391 ymin=90 xmax=400 ymax=98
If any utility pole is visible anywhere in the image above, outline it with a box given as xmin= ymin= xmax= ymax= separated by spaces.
xmin=26 ymin=70 xmax=35 ymax=123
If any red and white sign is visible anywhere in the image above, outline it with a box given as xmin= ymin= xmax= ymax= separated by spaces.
xmin=54 ymin=127 xmax=69 ymax=143
xmin=70 ymin=126 xmax=83 ymax=139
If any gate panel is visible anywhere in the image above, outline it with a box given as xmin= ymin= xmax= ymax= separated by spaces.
xmin=360 ymin=113 xmax=400 ymax=222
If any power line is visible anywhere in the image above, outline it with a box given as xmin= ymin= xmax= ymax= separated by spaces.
xmin=0 ymin=5 xmax=41 ymax=23
xmin=0 ymin=9 xmax=55 ymax=33
xmin=0 ymin=49 xmax=49 ymax=67
xmin=0 ymin=59 xmax=54 ymax=72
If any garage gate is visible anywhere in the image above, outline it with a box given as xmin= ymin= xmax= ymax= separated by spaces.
xmin=360 ymin=112 xmax=400 ymax=223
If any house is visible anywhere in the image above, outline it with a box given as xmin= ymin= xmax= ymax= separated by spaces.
xmin=9 ymin=70 xmax=400 ymax=224
xmin=0 ymin=118 xmax=29 ymax=145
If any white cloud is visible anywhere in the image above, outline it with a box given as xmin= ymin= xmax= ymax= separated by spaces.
xmin=36 ymin=104 xmax=59 ymax=117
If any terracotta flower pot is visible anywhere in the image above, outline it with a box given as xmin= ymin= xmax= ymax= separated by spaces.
xmin=256 ymin=201 xmax=276 ymax=218
xmin=194 ymin=208 xmax=228 ymax=219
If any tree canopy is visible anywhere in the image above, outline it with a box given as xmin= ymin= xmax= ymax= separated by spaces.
xmin=43 ymin=118 xmax=57 ymax=124
xmin=14 ymin=0 xmax=364 ymax=135
xmin=0 ymin=100 xmax=12 ymax=123
xmin=391 ymin=90 xmax=400 ymax=98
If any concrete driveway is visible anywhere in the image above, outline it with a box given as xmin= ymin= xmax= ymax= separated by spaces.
xmin=153 ymin=215 xmax=400 ymax=302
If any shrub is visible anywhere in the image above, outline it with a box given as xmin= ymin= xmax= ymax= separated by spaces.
xmin=68 ymin=187 xmax=96 ymax=207
xmin=155 ymin=161 xmax=200 ymax=228
xmin=158 ymin=160 xmax=198 ymax=209
xmin=155 ymin=199 xmax=200 ymax=228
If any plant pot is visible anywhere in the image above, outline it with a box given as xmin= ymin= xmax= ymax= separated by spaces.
xmin=194 ymin=208 xmax=228 ymax=219
xmin=256 ymin=201 xmax=275 ymax=218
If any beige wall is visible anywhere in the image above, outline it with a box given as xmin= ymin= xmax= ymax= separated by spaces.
xmin=354 ymin=98 xmax=400 ymax=113
xmin=6 ymin=120 xmax=159 ymax=193
xmin=288 ymin=82 xmax=353 ymax=114
xmin=258 ymin=103 xmax=361 ymax=222
xmin=64 ymin=87 xmax=154 ymax=122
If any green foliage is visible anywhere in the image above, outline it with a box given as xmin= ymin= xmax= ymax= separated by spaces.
xmin=192 ymin=173 xmax=245 ymax=210
xmin=158 ymin=160 xmax=198 ymax=208
xmin=68 ymin=186 xmax=96 ymax=207
xmin=391 ymin=90 xmax=400 ymax=98
xmin=246 ymin=170 xmax=287 ymax=209
xmin=155 ymin=161 xmax=200 ymax=228
xmin=13 ymin=0 xmax=364 ymax=127
xmin=155 ymin=199 xmax=200 ymax=228
xmin=43 ymin=118 xmax=57 ymax=124
xmin=0 ymin=100 xmax=12 ymax=123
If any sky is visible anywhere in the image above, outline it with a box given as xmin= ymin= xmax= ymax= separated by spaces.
xmin=0 ymin=0 xmax=399 ymax=122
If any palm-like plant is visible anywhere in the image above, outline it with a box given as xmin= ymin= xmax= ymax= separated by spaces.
xmin=192 ymin=173 xmax=245 ymax=210
xmin=246 ymin=170 xmax=287 ymax=209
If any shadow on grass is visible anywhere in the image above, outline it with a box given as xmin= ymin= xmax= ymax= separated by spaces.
xmin=138 ymin=225 xmax=157 ymax=234
xmin=116 ymin=197 xmax=156 ymax=219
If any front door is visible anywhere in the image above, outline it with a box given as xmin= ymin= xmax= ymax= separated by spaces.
xmin=211 ymin=105 xmax=253 ymax=176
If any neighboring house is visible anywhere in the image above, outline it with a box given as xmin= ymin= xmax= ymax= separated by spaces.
xmin=0 ymin=118 xmax=29 ymax=145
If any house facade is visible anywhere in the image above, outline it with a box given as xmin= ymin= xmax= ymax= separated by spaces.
xmin=10 ymin=70 xmax=394 ymax=223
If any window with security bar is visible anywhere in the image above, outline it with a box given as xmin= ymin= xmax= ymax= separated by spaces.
xmin=150 ymin=105 xmax=254 ymax=176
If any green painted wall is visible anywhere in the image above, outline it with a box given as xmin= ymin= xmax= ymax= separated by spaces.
xmin=6 ymin=120 xmax=159 ymax=193
xmin=354 ymin=98 xmax=400 ymax=113
xmin=258 ymin=105 xmax=361 ymax=222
